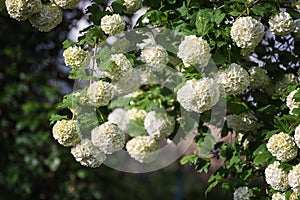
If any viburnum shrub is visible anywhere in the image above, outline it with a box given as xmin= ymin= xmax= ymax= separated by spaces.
xmin=5 ymin=0 xmax=300 ymax=198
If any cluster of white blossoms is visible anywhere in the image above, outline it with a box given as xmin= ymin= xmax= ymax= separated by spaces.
xmin=271 ymin=192 xmax=286 ymax=200
xmin=52 ymin=119 xmax=82 ymax=147
xmin=269 ymin=12 xmax=295 ymax=36
xmin=100 ymin=14 xmax=126 ymax=36
xmin=216 ymin=63 xmax=250 ymax=95
xmin=294 ymin=124 xmax=300 ymax=148
xmin=141 ymin=45 xmax=169 ymax=71
xmin=227 ymin=112 xmax=259 ymax=133
xmin=123 ymin=0 xmax=143 ymax=14
xmin=108 ymin=108 xmax=130 ymax=132
xmin=233 ymin=186 xmax=253 ymax=200
xmin=265 ymin=161 xmax=289 ymax=191
xmin=71 ymin=139 xmax=106 ymax=168
xmin=63 ymin=46 xmax=90 ymax=68
xmin=288 ymin=164 xmax=300 ymax=193
xmin=109 ymin=53 xmax=133 ymax=81
xmin=144 ymin=111 xmax=175 ymax=138
xmin=5 ymin=0 xmax=42 ymax=21
xmin=177 ymin=77 xmax=220 ymax=113
xmin=177 ymin=35 xmax=211 ymax=68
xmin=230 ymin=16 xmax=265 ymax=55
xmin=52 ymin=0 xmax=80 ymax=9
xmin=248 ymin=67 xmax=271 ymax=89
xmin=126 ymin=136 xmax=159 ymax=163
xmin=266 ymin=132 xmax=298 ymax=162
xmin=286 ymin=89 xmax=300 ymax=114
xmin=29 ymin=3 xmax=63 ymax=32
xmin=86 ymin=80 xmax=115 ymax=107
xmin=91 ymin=122 xmax=125 ymax=154
xmin=128 ymin=108 xmax=147 ymax=121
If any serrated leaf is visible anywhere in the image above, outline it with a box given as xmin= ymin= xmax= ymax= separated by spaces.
xmin=111 ymin=0 xmax=125 ymax=14
xmin=49 ymin=114 xmax=68 ymax=125
xmin=253 ymin=150 xmax=273 ymax=166
xmin=180 ymin=155 xmax=198 ymax=165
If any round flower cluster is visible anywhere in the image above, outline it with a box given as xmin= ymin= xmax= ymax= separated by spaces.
xmin=233 ymin=186 xmax=253 ymax=200
xmin=86 ymin=80 xmax=115 ymax=107
xmin=294 ymin=124 xmax=300 ymax=148
xmin=52 ymin=0 xmax=80 ymax=9
xmin=29 ymin=3 xmax=62 ymax=32
xmin=71 ymin=139 xmax=106 ymax=168
xmin=177 ymin=35 xmax=211 ymax=68
xmin=248 ymin=67 xmax=271 ymax=89
xmin=141 ymin=45 xmax=169 ymax=71
xmin=144 ymin=111 xmax=175 ymax=138
xmin=109 ymin=53 xmax=133 ymax=81
xmin=91 ymin=122 xmax=125 ymax=154
xmin=52 ymin=119 xmax=82 ymax=147
xmin=286 ymin=89 xmax=300 ymax=114
xmin=288 ymin=163 xmax=300 ymax=193
xmin=108 ymin=108 xmax=130 ymax=132
xmin=290 ymin=192 xmax=300 ymax=200
xmin=230 ymin=16 xmax=265 ymax=55
xmin=128 ymin=108 xmax=147 ymax=121
xmin=176 ymin=77 xmax=220 ymax=113
xmin=227 ymin=112 xmax=259 ymax=133
xmin=63 ymin=46 xmax=90 ymax=68
xmin=216 ymin=63 xmax=250 ymax=95
xmin=126 ymin=136 xmax=159 ymax=163
xmin=269 ymin=12 xmax=295 ymax=36
xmin=265 ymin=161 xmax=289 ymax=191
xmin=123 ymin=0 xmax=143 ymax=14
xmin=100 ymin=14 xmax=126 ymax=36
xmin=266 ymin=132 xmax=298 ymax=162
xmin=5 ymin=0 xmax=42 ymax=21
xmin=271 ymin=192 xmax=286 ymax=200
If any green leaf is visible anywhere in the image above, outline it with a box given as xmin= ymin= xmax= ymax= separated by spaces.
xmin=111 ymin=0 xmax=125 ymax=14
xmin=49 ymin=114 xmax=68 ymax=125
xmin=198 ymin=133 xmax=216 ymax=155
xmin=214 ymin=10 xmax=226 ymax=25
xmin=229 ymin=11 xmax=242 ymax=17
xmin=126 ymin=120 xmax=146 ymax=137
xmin=180 ymin=154 xmax=198 ymax=165
xmin=253 ymin=150 xmax=273 ymax=166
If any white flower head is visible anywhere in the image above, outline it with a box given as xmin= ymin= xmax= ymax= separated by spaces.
xmin=128 ymin=108 xmax=147 ymax=121
xmin=294 ymin=124 xmax=300 ymax=148
xmin=249 ymin=67 xmax=271 ymax=89
xmin=230 ymin=16 xmax=265 ymax=55
xmin=233 ymin=186 xmax=253 ymax=200
xmin=101 ymin=14 xmax=126 ymax=36
xmin=286 ymin=89 xmax=300 ymax=114
xmin=265 ymin=161 xmax=289 ymax=191
xmin=290 ymin=192 xmax=300 ymax=200
xmin=227 ymin=112 xmax=259 ymax=133
xmin=288 ymin=163 xmax=300 ymax=193
xmin=141 ymin=45 xmax=169 ymax=71
xmin=177 ymin=77 xmax=220 ymax=113
xmin=86 ymin=80 xmax=115 ymax=107
xmin=123 ymin=0 xmax=143 ymax=14
xmin=29 ymin=3 xmax=62 ymax=32
xmin=63 ymin=46 xmax=90 ymax=68
xmin=52 ymin=119 xmax=82 ymax=147
xmin=109 ymin=53 xmax=133 ymax=81
xmin=108 ymin=108 xmax=130 ymax=132
xmin=215 ymin=63 xmax=250 ymax=95
xmin=53 ymin=0 xmax=80 ymax=9
xmin=5 ymin=0 xmax=42 ymax=21
xmin=126 ymin=136 xmax=159 ymax=163
xmin=71 ymin=139 xmax=106 ymax=168
xmin=91 ymin=122 xmax=125 ymax=154
xmin=266 ymin=132 xmax=298 ymax=162
xmin=177 ymin=35 xmax=211 ymax=67
xmin=271 ymin=192 xmax=286 ymax=200
xmin=144 ymin=111 xmax=175 ymax=138
xmin=269 ymin=12 xmax=295 ymax=36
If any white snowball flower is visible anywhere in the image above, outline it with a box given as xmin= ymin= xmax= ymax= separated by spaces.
xmin=108 ymin=108 xmax=130 ymax=132
xmin=230 ymin=16 xmax=265 ymax=55
xmin=177 ymin=35 xmax=211 ymax=67
xmin=144 ymin=111 xmax=175 ymax=138
xmin=271 ymin=192 xmax=286 ymax=200
xmin=63 ymin=46 xmax=90 ymax=68
xmin=91 ymin=122 xmax=125 ymax=154
xmin=266 ymin=132 xmax=298 ymax=162
xmin=5 ymin=0 xmax=42 ymax=21
xmin=123 ymin=0 xmax=143 ymax=14
xmin=294 ymin=124 xmax=300 ymax=148
xmin=269 ymin=12 xmax=295 ymax=36
xmin=290 ymin=192 xmax=300 ymax=200
xmin=71 ymin=139 xmax=106 ymax=168
xmin=141 ymin=45 xmax=169 ymax=71
xmin=227 ymin=112 xmax=259 ymax=133
xmin=176 ymin=77 xmax=220 ymax=113
xmin=126 ymin=136 xmax=159 ymax=163
xmin=288 ymin=163 xmax=300 ymax=193
xmin=249 ymin=67 xmax=271 ymax=89
xmin=109 ymin=53 xmax=133 ymax=81
xmin=286 ymin=89 xmax=300 ymax=114
xmin=86 ymin=80 xmax=115 ymax=107
xmin=52 ymin=119 xmax=82 ymax=147
xmin=215 ymin=63 xmax=250 ymax=95
xmin=128 ymin=108 xmax=147 ymax=121
xmin=112 ymin=68 xmax=141 ymax=96
xmin=53 ymin=0 xmax=80 ymax=9
xmin=100 ymin=14 xmax=126 ymax=36
xmin=233 ymin=186 xmax=253 ymax=200
xmin=265 ymin=161 xmax=289 ymax=191
xmin=29 ymin=3 xmax=62 ymax=32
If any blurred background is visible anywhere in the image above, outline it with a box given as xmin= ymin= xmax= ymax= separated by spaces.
xmin=0 ymin=2 xmax=229 ymax=199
